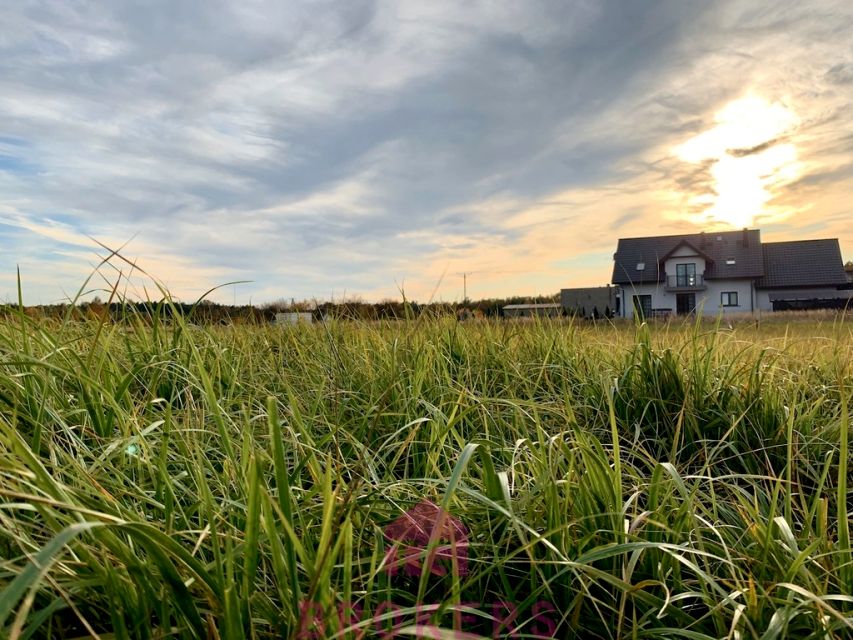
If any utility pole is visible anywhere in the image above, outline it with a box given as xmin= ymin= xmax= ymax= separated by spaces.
xmin=456 ymin=268 xmax=530 ymax=304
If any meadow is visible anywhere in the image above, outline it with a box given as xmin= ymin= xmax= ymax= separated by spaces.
xmin=0 ymin=304 xmax=851 ymax=638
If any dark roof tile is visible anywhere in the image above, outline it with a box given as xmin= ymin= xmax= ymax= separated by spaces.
xmin=756 ymin=239 xmax=847 ymax=289
xmin=611 ymin=229 xmax=763 ymax=285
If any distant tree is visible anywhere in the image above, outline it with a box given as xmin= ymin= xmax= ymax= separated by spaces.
xmin=260 ymin=297 xmax=315 ymax=313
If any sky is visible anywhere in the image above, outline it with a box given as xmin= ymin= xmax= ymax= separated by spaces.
xmin=1 ymin=0 xmax=852 ymax=305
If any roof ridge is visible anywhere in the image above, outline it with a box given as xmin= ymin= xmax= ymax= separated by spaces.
xmin=763 ymin=238 xmax=839 ymax=244
xmin=617 ymin=229 xmax=759 ymax=242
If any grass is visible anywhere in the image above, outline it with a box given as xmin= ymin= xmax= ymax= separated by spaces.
xmin=0 ymin=295 xmax=851 ymax=638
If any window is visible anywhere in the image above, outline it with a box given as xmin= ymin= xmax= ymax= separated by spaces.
xmin=636 ymin=262 xmax=645 ymax=271
xmin=633 ymin=295 xmax=652 ymax=319
xmin=676 ymin=263 xmax=697 ymax=286
xmin=721 ymin=291 xmax=738 ymax=307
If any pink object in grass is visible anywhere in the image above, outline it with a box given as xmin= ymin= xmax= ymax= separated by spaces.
xmin=383 ymin=500 xmax=469 ymax=578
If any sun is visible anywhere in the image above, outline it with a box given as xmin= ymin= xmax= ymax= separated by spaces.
xmin=675 ymin=96 xmax=802 ymax=228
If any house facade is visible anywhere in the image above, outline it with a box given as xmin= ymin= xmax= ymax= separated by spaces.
xmin=611 ymin=229 xmax=850 ymax=319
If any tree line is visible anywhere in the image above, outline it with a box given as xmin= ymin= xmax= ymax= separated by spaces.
xmin=1 ymin=292 xmax=562 ymax=324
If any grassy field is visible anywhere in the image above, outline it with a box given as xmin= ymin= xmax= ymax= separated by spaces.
xmin=0 ymin=306 xmax=851 ymax=638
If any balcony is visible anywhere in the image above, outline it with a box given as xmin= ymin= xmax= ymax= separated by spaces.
xmin=665 ymin=274 xmax=706 ymax=291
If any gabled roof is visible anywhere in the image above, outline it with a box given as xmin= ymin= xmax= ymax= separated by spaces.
xmin=658 ymin=239 xmax=715 ymax=264
xmin=755 ymin=239 xmax=848 ymax=289
xmin=611 ymin=229 xmax=763 ymax=285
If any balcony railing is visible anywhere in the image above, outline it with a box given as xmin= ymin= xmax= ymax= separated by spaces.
xmin=665 ymin=274 xmax=705 ymax=290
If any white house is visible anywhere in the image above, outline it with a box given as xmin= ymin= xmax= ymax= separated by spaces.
xmin=611 ymin=229 xmax=850 ymax=319
xmin=274 ymin=311 xmax=314 ymax=325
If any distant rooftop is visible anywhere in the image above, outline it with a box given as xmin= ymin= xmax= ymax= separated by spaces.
xmin=503 ymin=303 xmax=561 ymax=310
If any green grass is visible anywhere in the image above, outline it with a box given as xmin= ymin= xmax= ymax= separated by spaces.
xmin=0 ymin=300 xmax=851 ymax=638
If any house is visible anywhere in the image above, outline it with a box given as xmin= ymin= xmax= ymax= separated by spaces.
xmin=274 ymin=311 xmax=314 ymax=325
xmin=611 ymin=229 xmax=850 ymax=318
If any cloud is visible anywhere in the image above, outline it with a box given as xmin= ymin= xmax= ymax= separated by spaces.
xmin=0 ymin=0 xmax=852 ymax=304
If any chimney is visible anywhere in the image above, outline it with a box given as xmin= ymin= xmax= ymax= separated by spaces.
xmin=742 ymin=227 xmax=749 ymax=247
xmin=700 ymin=231 xmax=706 ymax=248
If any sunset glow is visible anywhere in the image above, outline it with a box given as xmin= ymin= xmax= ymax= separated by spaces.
xmin=676 ymin=97 xmax=803 ymax=228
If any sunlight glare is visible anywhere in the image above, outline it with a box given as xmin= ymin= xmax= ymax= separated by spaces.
xmin=676 ymin=96 xmax=801 ymax=228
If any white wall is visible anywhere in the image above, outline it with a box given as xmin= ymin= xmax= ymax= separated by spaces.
xmin=702 ymin=280 xmax=754 ymax=314
xmin=663 ymin=250 xmax=706 ymax=278
xmin=618 ymin=282 xmax=852 ymax=318
xmin=620 ymin=283 xmax=666 ymax=319
xmin=619 ymin=279 xmax=755 ymax=319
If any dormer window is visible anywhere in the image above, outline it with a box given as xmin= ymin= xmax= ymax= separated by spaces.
xmin=636 ymin=262 xmax=645 ymax=271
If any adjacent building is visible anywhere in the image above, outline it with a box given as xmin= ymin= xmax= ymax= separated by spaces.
xmin=560 ymin=286 xmax=619 ymax=318
xmin=610 ymin=229 xmax=850 ymax=319
xmin=502 ymin=302 xmax=562 ymax=318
